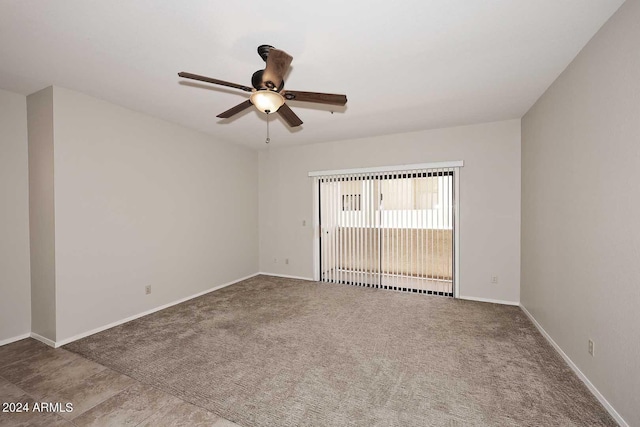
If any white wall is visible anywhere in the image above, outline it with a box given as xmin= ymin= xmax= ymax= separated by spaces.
xmin=31 ymin=87 xmax=259 ymax=342
xmin=521 ymin=0 xmax=640 ymax=424
xmin=259 ymin=119 xmax=521 ymax=303
xmin=0 ymin=89 xmax=31 ymax=342
xmin=27 ymin=87 xmax=57 ymax=341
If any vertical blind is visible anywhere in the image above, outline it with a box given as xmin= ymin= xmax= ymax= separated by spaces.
xmin=316 ymin=166 xmax=457 ymax=296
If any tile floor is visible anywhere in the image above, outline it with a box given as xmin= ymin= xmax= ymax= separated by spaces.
xmin=0 ymin=338 xmax=242 ymax=426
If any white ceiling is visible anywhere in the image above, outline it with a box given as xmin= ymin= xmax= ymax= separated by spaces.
xmin=0 ymin=1 xmax=625 ymax=149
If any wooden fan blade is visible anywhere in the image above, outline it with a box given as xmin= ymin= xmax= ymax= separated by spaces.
xmin=283 ymin=90 xmax=347 ymax=106
xmin=262 ymin=49 xmax=293 ymax=90
xmin=278 ymin=103 xmax=303 ymax=127
xmin=178 ymin=72 xmax=253 ymax=92
xmin=217 ymin=99 xmax=254 ymax=118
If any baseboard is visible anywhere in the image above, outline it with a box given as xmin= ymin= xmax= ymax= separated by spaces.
xmin=258 ymin=272 xmax=315 ymax=281
xmin=0 ymin=333 xmax=31 ymax=347
xmin=30 ymin=332 xmax=56 ymax=348
xmin=458 ymin=295 xmax=520 ymax=306
xmin=520 ymin=305 xmax=628 ymax=427
xmin=54 ymin=272 xmax=260 ymax=348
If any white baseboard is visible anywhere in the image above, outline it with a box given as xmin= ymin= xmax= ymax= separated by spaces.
xmin=258 ymin=272 xmax=315 ymax=281
xmin=0 ymin=333 xmax=31 ymax=347
xmin=54 ymin=273 xmax=260 ymax=348
xmin=520 ymin=304 xmax=628 ymax=427
xmin=458 ymin=295 xmax=520 ymax=306
xmin=30 ymin=332 xmax=56 ymax=348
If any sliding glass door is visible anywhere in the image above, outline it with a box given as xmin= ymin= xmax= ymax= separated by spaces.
xmin=319 ymin=168 xmax=455 ymax=296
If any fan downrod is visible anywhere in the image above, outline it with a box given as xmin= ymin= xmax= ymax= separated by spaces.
xmin=257 ymin=45 xmax=274 ymax=62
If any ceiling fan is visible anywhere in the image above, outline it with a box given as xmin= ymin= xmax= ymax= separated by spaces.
xmin=178 ymin=45 xmax=347 ymax=128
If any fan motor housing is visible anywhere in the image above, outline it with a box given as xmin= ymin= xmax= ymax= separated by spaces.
xmin=252 ymin=69 xmax=284 ymax=92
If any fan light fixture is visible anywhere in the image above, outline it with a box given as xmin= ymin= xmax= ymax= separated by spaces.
xmin=250 ymin=90 xmax=284 ymax=114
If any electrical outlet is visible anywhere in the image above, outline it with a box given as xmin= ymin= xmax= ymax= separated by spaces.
xmin=491 ymin=276 xmax=499 ymax=284
xmin=285 ymin=258 xmax=289 ymax=265
xmin=273 ymin=258 xmax=278 ymax=264
xmin=588 ymin=339 xmax=594 ymax=356
xmin=145 ymin=285 xmax=151 ymax=295
xmin=302 ymin=220 xmax=306 ymax=226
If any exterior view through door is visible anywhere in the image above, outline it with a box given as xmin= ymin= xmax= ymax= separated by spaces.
xmin=316 ymin=164 xmax=458 ymax=297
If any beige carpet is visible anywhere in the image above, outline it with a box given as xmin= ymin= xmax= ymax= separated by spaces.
xmin=65 ymin=275 xmax=615 ymax=426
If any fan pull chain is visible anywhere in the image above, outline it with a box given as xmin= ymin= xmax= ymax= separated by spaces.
xmin=265 ymin=113 xmax=270 ymax=144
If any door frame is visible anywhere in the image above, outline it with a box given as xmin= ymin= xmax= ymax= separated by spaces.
xmin=310 ymin=161 xmax=462 ymax=298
